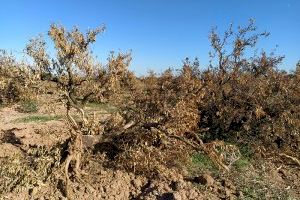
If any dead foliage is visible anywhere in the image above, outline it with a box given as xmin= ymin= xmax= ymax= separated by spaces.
xmin=0 ymin=50 xmax=39 ymax=105
xmin=0 ymin=20 xmax=299 ymax=198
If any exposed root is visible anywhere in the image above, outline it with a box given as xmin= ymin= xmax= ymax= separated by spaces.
xmin=280 ymin=153 xmax=300 ymax=166
xmin=64 ymin=130 xmax=83 ymax=198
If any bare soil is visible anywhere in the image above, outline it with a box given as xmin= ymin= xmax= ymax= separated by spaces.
xmin=0 ymin=98 xmax=299 ymax=200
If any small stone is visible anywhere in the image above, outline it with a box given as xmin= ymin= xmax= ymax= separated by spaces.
xmin=82 ymin=135 xmax=101 ymax=148
xmin=188 ymin=189 xmax=199 ymax=199
xmin=173 ymin=192 xmax=182 ymax=200
xmin=132 ymin=179 xmax=143 ymax=188
xmin=225 ymin=188 xmax=232 ymax=196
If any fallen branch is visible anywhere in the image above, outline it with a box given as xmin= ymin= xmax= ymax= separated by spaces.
xmin=156 ymin=127 xmax=229 ymax=171
xmin=169 ymin=134 xmax=202 ymax=150
xmin=123 ymin=120 xmax=135 ymax=130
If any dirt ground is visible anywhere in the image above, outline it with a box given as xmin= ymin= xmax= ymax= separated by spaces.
xmin=0 ymin=100 xmax=206 ymax=200
xmin=0 ymin=98 xmax=299 ymax=200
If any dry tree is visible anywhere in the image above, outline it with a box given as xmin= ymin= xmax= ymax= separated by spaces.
xmin=200 ymin=19 xmax=282 ymax=141
xmin=26 ymin=23 xmax=105 ymax=196
xmin=198 ymin=19 xmax=300 ymax=165
xmin=0 ymin=50 xmax=36 ymax=104
xmin=104 ymin=51 xmax=138 ymax=104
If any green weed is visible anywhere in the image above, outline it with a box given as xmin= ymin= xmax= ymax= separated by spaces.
xmin=190 ymin=152 xmax=219 ymax=174
xmin=233 ymin=144 xmax=254 ymax=171
xmin=234 ymin=158 xmax=250 ymax=170
xmin=18 ymin=100 xmax=39 ymax=113
xmin=86 ymin=102 xmax=118 ymax=113
xmin=15 ymin=115 xmax=62 ymax=123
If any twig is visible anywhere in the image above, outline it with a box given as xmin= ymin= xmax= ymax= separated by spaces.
xmin=280 ymin=153 xmax=300 ymax=166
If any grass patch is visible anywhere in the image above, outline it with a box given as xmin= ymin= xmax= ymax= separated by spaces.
xmin=190 ymin=152 xmax=219 ymax=174
xmin=234 ymin=158 xmax=250 ymax=170
xmin=242 ymin=186 xmax=266 ymax=200
xmin=15 ymin=115 xmax=62 ymax=123
xmin=17 ymin=99 xmax=39 ymax=113
xmin=233 ymin=144 xmax=253 ymax=171
xmin=241 ymin=184 xmax=291 ymax=200
xmin=86 ymin=102 xmax=118 ymax=113
xmin=239 ymin=144 xmax=254 ymax=159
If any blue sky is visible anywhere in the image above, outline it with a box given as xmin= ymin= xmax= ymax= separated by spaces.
xmin=0 ymin=0 xmax=299 ymax=75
